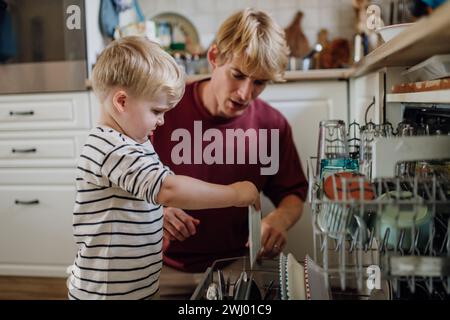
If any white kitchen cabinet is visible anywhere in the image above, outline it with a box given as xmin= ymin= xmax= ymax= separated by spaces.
xmin=0 ymin=168 xmax=76 ymax=185
xmin=0 ymin=92 xmax=91 ymax=131
xmin=259 ymin=80 xmax=348 ymax=260
xmin=349 ymin=70 xmax=384 ymax=125
xmin=0 ymin=92 xmax=91 ymax=277
xmin=0 ymin=186 xmax=77 ymax=277
xmin=89 ymin=91 xmax=101 ymax=124
xmin=0 ymin=131 xmax=88 ymax=168
xmin=261 ymin=81 xmax=349 ymax=172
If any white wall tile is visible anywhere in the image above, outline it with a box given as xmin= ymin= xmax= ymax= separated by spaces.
xmin=233 ymin=0 xmax=260 ymax=9
xmin=255 ymin=0 xmax=275 ymax=11
xmin=338 ymin=5 xmax=356 ymax=29
xmin=194 ymin=0 xmax=218 ymax=13
xmin=272 ymin=0 xmax=298 ymax=10
xmin=199 ymin=32 xmax=216 ymax=49
xmin=297 ymin=0 xmax=320 ymax=8
xmin=140 ymin=0 xmax=358 ymax=50
xmin=141 ymin=0 xmax=173 ymax=17
xmin=273 ymin=10 xmax=300 ymax=29
xmin=319 ymin=0 xmax=339 ymax=6
xmin=173 ymin=0 xmax=196 ymax=15
xmin=319 ymin=9 xmax=341 ymax=28
xmin=301 ymin=8 xmax=320 ymax=30
xmin=215 ymin=11 xmax=232 ymax=28
xmin=192 ymin=14 xmax=217 ymax=35
xmin=216 ymin=0 xmax=238 ymax=12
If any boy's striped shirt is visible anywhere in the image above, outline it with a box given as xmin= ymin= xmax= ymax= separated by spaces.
xmin=68 ymin=126 xmax=171 ymax=300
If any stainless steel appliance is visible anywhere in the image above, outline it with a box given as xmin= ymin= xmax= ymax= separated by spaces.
xmin=0 ymin=0 xmax=87 ymax=94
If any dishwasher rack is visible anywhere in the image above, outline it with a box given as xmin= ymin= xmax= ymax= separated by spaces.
xmin=308 ymin=160 xmax=450 ymax=297
xmin=308 ymin=120 xmax=450 ymax=299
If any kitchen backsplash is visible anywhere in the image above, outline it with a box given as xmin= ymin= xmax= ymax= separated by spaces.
xmin=140 ymin=0 xmax=359 ymax=52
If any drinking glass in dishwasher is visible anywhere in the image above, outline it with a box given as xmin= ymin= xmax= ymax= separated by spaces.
xmin=317 ymin=120 xmax=358 ymax=180
xmin=360 ymin=122 xmax=395 ymax=179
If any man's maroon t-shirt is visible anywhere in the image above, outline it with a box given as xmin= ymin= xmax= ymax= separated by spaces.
xmin=152 ymin=79 xmax=308 ymax=272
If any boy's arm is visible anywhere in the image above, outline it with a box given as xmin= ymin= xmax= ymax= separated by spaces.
xmin=156 ymin=175 xmax=260 ymax=210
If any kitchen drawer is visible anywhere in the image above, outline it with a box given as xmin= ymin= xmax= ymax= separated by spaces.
xmin=0 ymin=138 xmax=75 ymax=158
xmin=0 ymin=130 xmax=88 ymax=168
xmin=0 ymin=185 xmax=77 ymax=266
xmin=0 ymin=168 xmax=76 ymax=185
xmin=0 ymin=92 xmax=91 ymax=131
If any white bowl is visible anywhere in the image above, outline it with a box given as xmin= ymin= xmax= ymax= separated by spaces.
xmin=376 ymin=23 xmax=415 ymax=42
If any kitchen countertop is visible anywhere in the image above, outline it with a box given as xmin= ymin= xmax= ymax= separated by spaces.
xmin=187 ymin=68 xmax=354 ymax=83
xmin=283 ymin=69 xmax=353 ymax=81
xmin=85 ymin=68 xmax=353 ymax=90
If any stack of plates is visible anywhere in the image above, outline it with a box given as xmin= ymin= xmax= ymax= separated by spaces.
xmin=279 ymin=253 xmax=307 ymax=300
xmin=279 ymin=253 xmax=332 ymax=300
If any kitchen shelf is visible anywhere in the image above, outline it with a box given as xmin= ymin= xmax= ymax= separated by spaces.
xmin=283 ymin=69 xmax=353 ymax=81
xmin=386 ymin=89 xmax=450 ymax=103
xmin=353 ymin=1 xmax=450 ymax=77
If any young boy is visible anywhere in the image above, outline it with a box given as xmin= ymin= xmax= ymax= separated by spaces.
xmin=67 ymin=36 xmax=260 ymax=300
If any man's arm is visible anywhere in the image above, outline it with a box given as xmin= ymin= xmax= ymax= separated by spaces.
xmin=260 ymin=194 xmax=304 ymax=258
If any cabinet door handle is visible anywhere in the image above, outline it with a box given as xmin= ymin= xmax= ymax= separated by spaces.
xmin=9 ymin=110 xmax=35 ymax=116
xmin=12 ymin=148 xmax=37 ymax=153
xmin=15 ymin=199 xmax=40 ymax=205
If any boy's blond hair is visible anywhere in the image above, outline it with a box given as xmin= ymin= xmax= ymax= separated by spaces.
xmin=92 ymin=36 xmax=185 ymax=107
xmin=214 ymin=8 xmax=289 ymax=82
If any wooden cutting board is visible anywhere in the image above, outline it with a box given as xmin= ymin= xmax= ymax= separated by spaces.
xmin=284 ymin=11 xmax=310 ymax=58
xmin=391 ymin=77 xmax=450 ymax=93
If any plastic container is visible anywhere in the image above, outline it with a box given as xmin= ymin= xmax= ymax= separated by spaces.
xmin=402 ymin=54 xmax=450 ymax=82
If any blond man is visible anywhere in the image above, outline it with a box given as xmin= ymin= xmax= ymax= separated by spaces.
xmin=67 ymin=36 xmax=260 ymax=300
xmin=153 ymin=9 xmax=308 ymax=299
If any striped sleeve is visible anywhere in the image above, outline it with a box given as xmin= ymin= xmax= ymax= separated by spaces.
xmin=101 ymin=144 xmax=172 ymax=206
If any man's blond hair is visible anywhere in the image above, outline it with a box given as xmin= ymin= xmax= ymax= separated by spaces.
xmin=214 ymin=8 xmax=289 ymax=82
xmin=92 ymin=36 xmax=185 ymax=107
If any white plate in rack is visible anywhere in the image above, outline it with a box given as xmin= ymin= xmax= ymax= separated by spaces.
xmin=304 ymin=255 xmax=331 ymax=300
xmin=286 ymin=253 xmax=306 ymax=300
xmin=279 ymin=253 xmax=288 ymax=300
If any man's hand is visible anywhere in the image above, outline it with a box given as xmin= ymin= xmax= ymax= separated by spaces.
xmin=163 ymin=207 xmax=200 ymax=242
xmin=256 ymin=195 xmax=304 ymax=258
xmin=259 ymin=215 xmax=288 ymax=258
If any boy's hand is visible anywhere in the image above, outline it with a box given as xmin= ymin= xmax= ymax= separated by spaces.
xmin=163 ymin=207 xmax=200 ymax=242
xmin=230 ymin=181 xmax=261 ymax=211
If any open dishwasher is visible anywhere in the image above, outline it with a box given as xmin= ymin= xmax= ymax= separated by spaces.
xmin=307 ymin=116 xmax=450 ymax=300
xmin=192 ymin=107 xmax=450 ymax=300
